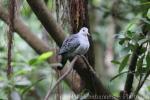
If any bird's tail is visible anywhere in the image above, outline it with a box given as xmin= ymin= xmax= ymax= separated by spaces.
xmin=57 ymin=55 xmax=68 ymax=70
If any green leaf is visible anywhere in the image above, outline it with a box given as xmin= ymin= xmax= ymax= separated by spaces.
xmin=119 ymin=54 xmax=130 ymax=72
xmin=138 ymin=38 xmax=149 ymax=46
xmin=119 ymin=37 xmax=130 ymax=45
xmin=128 ymin=43 xmax=135 ymax=51
xmin=14 ymin=68 xmax=32 ymax=76
xmin=136 ymin=55 xmax=145 ymax=76
xmin=28 ymin=58 xmax=38 ymax=65
xmin=126 ymin=31 xmax=134 ymax=38
xmin=0 ymin=47 xmax=5 ymax=51
xmin=111 ymin=60 xmax=120 ymax=65
xmin=147 ymin=86 xmax=150 ymax=91
xmin=119 ymin=39 xmax=125 ymax=45
xmin=110 ymin=71 xmax=128 ymax=82
xmin=21 ymin=78 xmax=44 ymax=95
xmin=37 ymin=51 xmax=53 ymax=61
xmin=28 ymin=51 xmax=53 ymax=65
xmin=139 ymin=47 xmax=147 ymax=55
xmin=147 ymin=8 xmax=150 ymax=19
xmin=146 ymin=52 xmax=150 ymax=68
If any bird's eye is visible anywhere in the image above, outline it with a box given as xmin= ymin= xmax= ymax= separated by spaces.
xmin=83 ymin=30 xmax=85 ymax=32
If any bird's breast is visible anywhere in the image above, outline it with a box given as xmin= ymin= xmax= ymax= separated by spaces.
xmin=76 ymin=36 xmax=89 ymax=55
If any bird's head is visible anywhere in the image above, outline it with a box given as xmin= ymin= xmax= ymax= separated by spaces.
xmin=79 ymin=27 xmax=90 ymax=36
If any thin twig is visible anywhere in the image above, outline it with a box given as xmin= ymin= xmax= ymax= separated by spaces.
xmin=44 ymin=56 xmax=78 ymax=100
xmin=56 ymin=70 xmax=61 ymax=100
xmin=80 ymin=55 xmax=97 ymax=75
xmin=7 ymin=0 xmax=16 ymax=78
xmin=131 ymin=69 xmax=150 ymax=100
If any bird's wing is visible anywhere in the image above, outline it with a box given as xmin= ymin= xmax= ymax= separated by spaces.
xmin=58 ymin=34 xmax=80 ymax=55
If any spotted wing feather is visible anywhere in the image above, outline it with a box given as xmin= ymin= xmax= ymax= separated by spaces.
xmin=58 ymin=34 xmax=80 ymax=56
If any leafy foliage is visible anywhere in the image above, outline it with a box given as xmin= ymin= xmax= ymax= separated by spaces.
xmin=28 ymin=51 xmax=53 ymax=65
xmin=0 ymin=0 xmax=150 ymax=99
xmin=119 ymin=54 xmax=130 ymax=72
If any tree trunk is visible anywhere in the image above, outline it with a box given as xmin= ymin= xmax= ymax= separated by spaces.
xmin=69 ymin=0 xmax=95 ymax=68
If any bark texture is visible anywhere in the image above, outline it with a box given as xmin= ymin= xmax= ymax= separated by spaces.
xmin=0 ymin=0 xmax=113 ymax=98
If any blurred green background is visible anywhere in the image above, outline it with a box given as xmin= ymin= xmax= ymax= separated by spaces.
xmin=0 ymin=0 xmax=150 ymax=100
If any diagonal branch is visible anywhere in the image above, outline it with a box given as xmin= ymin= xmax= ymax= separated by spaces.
xmin=44 ymin=56 xmax=79 ymax=100
xmin=0 ymin=1 xmax=113 ymax=97
xmin=0 ymin=4 xmax=82 ymax=94
xmin=26 ymin=0 xmax=113 ymax=97
xmin=26 ymin=0 xmax=66 ymax=47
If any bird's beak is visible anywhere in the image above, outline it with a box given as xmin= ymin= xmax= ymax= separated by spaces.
xmin=87 ymin=32 xmax=90 ymax=36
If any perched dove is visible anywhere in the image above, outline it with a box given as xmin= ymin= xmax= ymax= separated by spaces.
xmin=58 ymin=27 xmax=90 ymax=68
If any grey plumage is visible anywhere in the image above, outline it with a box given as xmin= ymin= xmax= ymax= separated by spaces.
xmin=58 ymin=34 xmax=80 ymax=57
xmin=58 ymin=27 xmax=90 ymax=68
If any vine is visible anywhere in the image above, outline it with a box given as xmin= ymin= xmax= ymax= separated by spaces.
xmin=7 ymin=0 xmax=16 ymax=78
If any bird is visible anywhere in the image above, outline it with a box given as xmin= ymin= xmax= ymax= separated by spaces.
xmin=58 ymin=27 xmax=90 ymax=69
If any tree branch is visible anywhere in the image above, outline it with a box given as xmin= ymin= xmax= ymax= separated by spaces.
xmin=44 ymin=56 xmax=79 ymax=100
xmin=120 ymin=45 xmax=142 ymax=100
xmin=0 ymin=4 xmax=82 ymax=94
xmin=131 ymin=69 xmax=150 ymax=100
xmin=0 ymin=0 xmax=113 ymax=98
xmin=26 ymin=0 xmax=113 ymax=97
xmin=26 ymin=0 xmax=65 ymax=47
